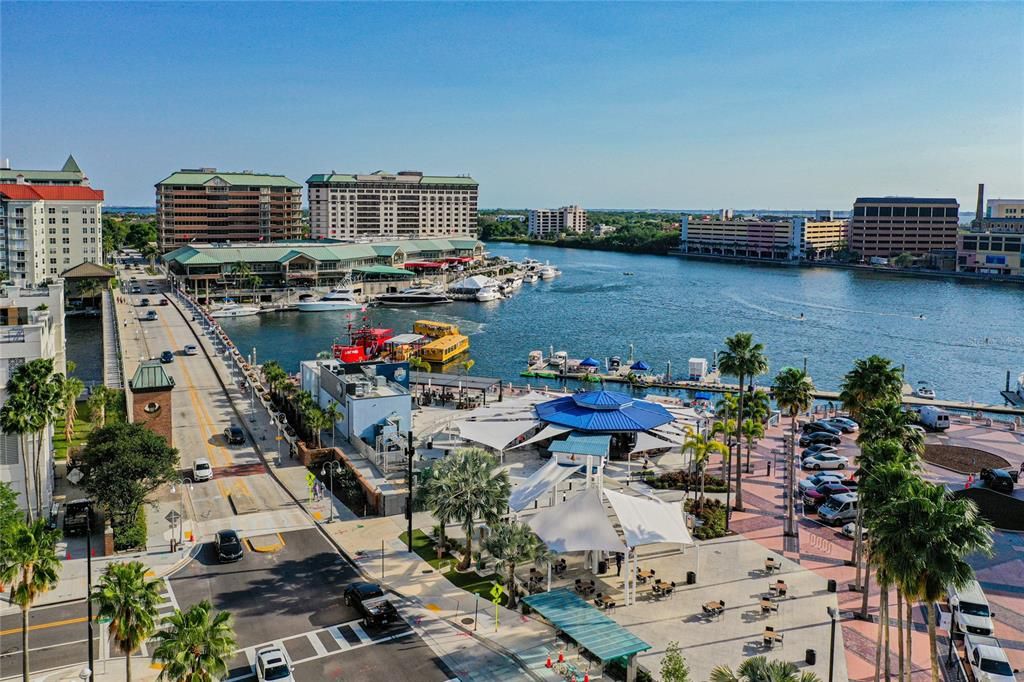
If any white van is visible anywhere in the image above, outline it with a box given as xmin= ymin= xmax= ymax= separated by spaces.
xmin=818 ymin=492 xmax=858 ymax=526
xmin=948 ymin=580 xmax=995 ymax=636
xmin=919 ymin=406 xmax=950 ymax=431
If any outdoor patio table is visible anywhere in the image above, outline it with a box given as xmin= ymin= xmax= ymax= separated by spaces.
xmin=637 ymin=570 xmax=655 ymax=583
xmin=769 ymin=581 xmax=788 ymax=596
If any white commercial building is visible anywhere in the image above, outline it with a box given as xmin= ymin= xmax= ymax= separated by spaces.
xmin=0 ymin=281 xmax=66 ymax=518
xmin=986 ymin=198 xmax=1024 ymax=219
xmin=528 ymin=205 xmax=588 ymax=238
xmin=306 ymin=170 xmax=478 ymax=241
xmin=1 ymin=156 xmax=104 ymax=284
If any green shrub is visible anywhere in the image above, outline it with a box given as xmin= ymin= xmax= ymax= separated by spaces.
xmin=114 ymin=506 xmax=147 ymax=551
xmin=685 ymin=498 xmax=727 ymax=539
xmin=650 ymin=470 xmax=727 ymax=492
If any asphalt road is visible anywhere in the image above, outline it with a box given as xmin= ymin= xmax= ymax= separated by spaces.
xmin=0 ymin=601 xmax=97 ymax=678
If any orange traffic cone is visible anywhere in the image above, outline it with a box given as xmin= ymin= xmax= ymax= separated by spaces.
xmin=584 ymin=675 xmax=590 ymax=682
xmin=558 ymin=651 xmax=565 ymax=663
xmin=545 ymin=656 xmax=552 ymax=669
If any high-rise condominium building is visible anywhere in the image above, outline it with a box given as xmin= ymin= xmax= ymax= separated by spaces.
xmin=156 ymin=169 xmax=303 ymax=251
xmin=527 ymin=205 xmax=588 ymax=239
xmin=0 ymin=154 xmax=87 ymax=185
xmin=306 ymin=171 xmax=478 ymax=241
xmin=0 ymin=281 xmax=66 ymax=517
xmin=850 ymin=197 xmax=959 ymax=259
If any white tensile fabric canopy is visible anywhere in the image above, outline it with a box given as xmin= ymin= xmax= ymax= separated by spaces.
xmin=527 ymin=488 xmax=627 ymax=554
xmin=453 ymin=418 xmax=540 ymax=452
xmin=603 ymin=489 xmax=693 ymax=547
xmin=508 ymin=457 xmax=582 ymax=512
xmin=507 ymin=424 xmax=571 ymax=450
xmin=629 ymin=431 xmax=676 ymax=455
xmin=458 ymin=392 xmax=555 ymax=421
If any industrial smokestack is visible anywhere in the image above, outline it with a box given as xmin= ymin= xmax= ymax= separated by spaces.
xmin=976 ymin=183 xmax=985 ymax=220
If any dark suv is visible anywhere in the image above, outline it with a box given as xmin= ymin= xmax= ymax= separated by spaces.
xmin=214 ymin=529 xmax=244 ymax=563
xmin=224 ymin=425 xmax=245 ymax=445
xmin=980 ymin=468 xmax=1016 ymax=494
xmin=344 ymin=582 xmax=400 ymax=628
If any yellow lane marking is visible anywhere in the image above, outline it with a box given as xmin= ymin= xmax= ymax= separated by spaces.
xmin=246 ymin=532 xmax=286 ymax=553
xmin=0 ymin=616 xmax=87 ymax=636
xmin=425 ymin=604 xmax=442 ymax=613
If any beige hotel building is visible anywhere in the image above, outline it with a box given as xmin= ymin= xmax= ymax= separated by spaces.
xmin=679 ymin=216 xmax=848 ymax=261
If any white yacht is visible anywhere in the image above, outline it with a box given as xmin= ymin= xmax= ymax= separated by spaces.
xmin=914 ymin=382 xmax=936 ymax=400
xmin=209 ymin=303 xmax=260 ymax=318
xmin=524 ymin=271 xmax=540 ymax=283
xmin=500 ymin=276 xmax=523 ymax=295
xmin=296 ymin=286 xmax=362 ymax=312
xmin=538 ymin=265 xmax=558 ymax=280
xmin=374 ymin=287 xmax=452 ymax=307
xmin=522 ymin=258 xmax=542 ymax=268
xmin=475 ymin=284 xmax=503 ymax=302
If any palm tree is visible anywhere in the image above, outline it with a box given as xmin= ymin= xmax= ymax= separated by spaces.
xmin=857 ymin=398 xmax=924 ymax=455
xmin=418 ymin=469 xmax=457 ymax=560
xmin=743 ymin=390 xmax=772 ymax=423
xmin=839 ymin=355 xmax=903 ymax=421
xmin=0 ymin=518 xmax=62 ymax=682
xmin=717 ymin=333 xmax=769 ymax=512
xmin=710 ymin=418 xmax=736 ymax=479
xmin=740 ymin=418 xmax=765 ymax=474
xmin=714 ymin=392 xmax=738 ymax=423
xmin=86 ymin=384 xmax=114 ymax=428
xmin=710 ymin=655 xmax=822 ymax=682
xmin=681 ymin=431 xmax=728 ymax=509
xmin=408 ymin=356 xmax=431 ymax=373
xmin=420 ymin=448 xmax=510 ymax=570
xmin=61 ymin=375 xmax=85 ymax=443
xmin=3 ymin=359 xmax=63 ymax=517
xmin=306 ymin=407 xmax=331 ymax=449
xmin=772 ymin=367 xmax=815 ymax=537
xmin=483 ymin=520 xmax=551 ymax=608
xmin=323 ymin=401 xmax=342 ymax=447
xmin=141 ymin=243 xmax=160 ymax=270
xmin=152 ymin=600 xmax=236 ymax=682
xmin=92 ymin=561 xmax=163 ymax=682
xmin=0 ymin=392 xmax=38 ymax=521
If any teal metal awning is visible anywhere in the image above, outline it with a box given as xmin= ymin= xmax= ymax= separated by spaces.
xmin=522 ymin=589 xmax=650 ymax=662
xmin=548 ymin=433 xmax=611 ymax=457
xmin=353 ymin=265 xmax=414 ymax=278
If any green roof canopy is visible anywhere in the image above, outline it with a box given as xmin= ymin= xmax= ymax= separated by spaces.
xmin=521 ymin=589 xmax=650 ymax=662
xmin=163 ymin=239 xmax=482 ymax=268
xmin=130 ymin=361 xmax=175 ymax=391
xmin=353 ymin=265 xmax=414 ymax=278
xmin=157 ymin=170 xmax=301 ymax=188
xmin=306 ymin=172 xmax=476 ymax=186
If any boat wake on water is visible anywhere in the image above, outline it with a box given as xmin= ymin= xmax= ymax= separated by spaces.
xmin=766 ymin=294 xmax=925 ymax=320
xmin=724 ymin=293 xmax=806 ymax=321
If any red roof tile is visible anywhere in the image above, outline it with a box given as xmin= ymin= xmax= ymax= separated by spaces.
xmin=0 ymin=184 xmax=104 ymax=201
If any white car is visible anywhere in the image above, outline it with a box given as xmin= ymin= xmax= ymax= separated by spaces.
xmin=802 ymin=453 xmax=849 ymax=470
xmin=799 ymin=473 xmax=843 ymax=493
xmin=184 ymin=344 xmax=199 ymax=356
xmin=255 ymin=646 xmax=294 ymax=681
xmin=841 ymin=522 xmax=868 ymax=540
xmin=964 ymin=635 xmax=1015 ymax=682
xmin=192 ymin=457 xmax=213 ymax=482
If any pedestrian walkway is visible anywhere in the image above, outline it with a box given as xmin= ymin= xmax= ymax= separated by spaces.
xmin=100 ymin=290 xmax=123 ymax=388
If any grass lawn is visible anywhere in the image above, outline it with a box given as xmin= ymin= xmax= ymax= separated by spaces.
xmin=399 ymin=529 xmax=508 ymax=606
xmin=53 ymin=416 xmax=94 ymax=461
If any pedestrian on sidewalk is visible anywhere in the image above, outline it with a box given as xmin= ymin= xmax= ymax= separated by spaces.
xmin=966 ymin=473 xmax=975 ymax=489
xmin=615 ymin=552 xmax=622 ymax=576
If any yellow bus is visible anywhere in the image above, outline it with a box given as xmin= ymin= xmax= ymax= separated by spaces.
xmin=413 ymin=320 xmax=460 ymax=338
xmin=419 ymin=334 xmax=470 ymax=363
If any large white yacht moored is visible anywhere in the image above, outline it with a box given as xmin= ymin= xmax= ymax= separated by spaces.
xmin=296 ymin=286 xmax=363 ymax=312
xmin=374 ymin=287 xmax=453 ymax=307
xmin=208 ymin=302 xmax=260 ymax=318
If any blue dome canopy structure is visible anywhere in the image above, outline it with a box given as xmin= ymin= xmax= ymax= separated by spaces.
xmin=535 ymin=390 xmax=674 ymax=432
xmin=629 ymin=360 xmax=651 ymax=371
xmin=579 ymin=357 xmax=601 ymax=368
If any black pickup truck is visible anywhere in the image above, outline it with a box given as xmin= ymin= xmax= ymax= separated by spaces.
xmin=63 ymin=499 xmax=94 ymax=536
xmin=344 ymin=582 xmax=400 ymax=629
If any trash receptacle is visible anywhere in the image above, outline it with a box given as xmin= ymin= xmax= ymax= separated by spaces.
xmin=805 ymin=649 xmax=817 ymax=665
xmin=687 ymin=571 xmax=696 ymax=585
xmin=827 ymin=579 xmax=837 ymax=593
xmin=598 ymin=559 xmax=608 ymax=574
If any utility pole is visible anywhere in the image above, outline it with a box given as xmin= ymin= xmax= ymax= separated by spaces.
xmin=406 ymin=431 xmax=414 ymax=553
xmin=86 ymin=505 xmax=94 ymax=676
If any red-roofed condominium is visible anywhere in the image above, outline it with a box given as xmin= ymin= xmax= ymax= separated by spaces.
xmin=156 ymin=168 xmax=303 ymax=251
xmin=0 ymin=155 xmax=104 ymax=283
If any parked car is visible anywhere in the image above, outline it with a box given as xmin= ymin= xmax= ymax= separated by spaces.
xmin=908 ymin=424 xmax=926 ymax=436
xmin=822 ymin=417 xmax=859 ymax=433
xmin=344 ymin=582 xmax=400 ymax=629
xmin=803 ymin=482 xmax=851 ymax=509
xmin=801 ymin=444 xmax=838 ymax=459
xmin=841 ymin=522 xmax=868 ymax=540
xmin=802 ymin=453 xmax=849 ymax=470
xmin=964 ymin=634 xmax=1015 ymax=682
xmin=798 ymin=472 xmax=843 ymax=493
xmin=980 ymin=468 xmax=1016 ymax=494
xmin=224 ymin=425 xmax=245 ymax=445
xmin=160 ymin=350 xmax=174 ymax=363
xmin=949 ymin=580 xmax=996 ymax=637
xmin=214 ymin=529 xmax=244 ymax=563
xmin=255 ymin=646 xmax=294 ymax=681
xmin=63 ymin=499 xmax=94 ymax=536
xmin=818 ymin=492 xmax=858 ymax=526
xmin=192 ymin=457 xmax=213 ymax=482
xmin=184 ymin=344 xmax=199 ymax=356
xmin=801 ymin=421 xmax=842 ymax=436
xmin=799 ymin=431 xmax=841 ymax=447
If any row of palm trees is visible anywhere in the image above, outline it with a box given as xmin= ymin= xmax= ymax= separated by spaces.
xmin=0 ymin=515 xmax=235 ymax=682
xmin=262 ymin=360 xmax=341 ymax=448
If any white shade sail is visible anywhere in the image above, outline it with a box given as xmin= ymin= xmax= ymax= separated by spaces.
xmin=452 ymin=418 xmax=539 ymax=452
xmin=508 ymin=457 xmax=581 ymax=512
xmin=527 ymin=488 xmax=627 ymax=554
xmin=507 ymin=424 xmax=571 ymax=450
xmin=603 ymin=489 xmax=693 ymax=547
xmin=629 ymin=431 xmax=676 ymax=455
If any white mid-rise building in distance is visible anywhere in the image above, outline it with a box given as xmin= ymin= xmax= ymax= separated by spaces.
xmin=0 ymin=281 xmax=66 ymax=518
xmin=0 ymin=156 xmax=104 ymax=284
xmin=306 ymin=170 xmax=478 ymax=241
xmin=986 ymin=198 xmax=1024 ymax=219
xmin=527 ymin=205 xmax=588 ymax=238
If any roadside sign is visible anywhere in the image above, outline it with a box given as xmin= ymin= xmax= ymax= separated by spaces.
xmin=489 ymin=584 xmax=505 ymax=601
xmin=165 ymin=510 xmax=181 ymax=526
xmin=305 ymin=471 xmax=316 ymax=489
xmin=276 ymin=435 xmax=284 ymax=441
xmin=67 ymin=468 xmax=84 ymax=485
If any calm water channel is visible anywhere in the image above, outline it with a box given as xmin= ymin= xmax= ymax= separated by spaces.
xmin=214 ymin=243 xmax=1023 ymax=404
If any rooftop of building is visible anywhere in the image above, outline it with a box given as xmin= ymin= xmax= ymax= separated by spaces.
xmin=306 ymin=170 xmax=477 ymax=186
xmin=129 ymin=361 xmax=175 ymax=391
xmin=156 ymin=168 xmax=301 ymax=188
xmin=0 ymin=184 xmax=104 ymax=201
xmin=855 ymin=197 xmax=959 ymax=205
xmin=164 ymin=238 xmax=483 ymax=266
xmin=0 ymin=155 xmax=85 ymax=183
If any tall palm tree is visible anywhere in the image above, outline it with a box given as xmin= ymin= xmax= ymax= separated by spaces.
xmin=152 ymin=600 xmax=236 ymax=682
xmin=418 ymin=469 xmax=457 ymax=560
xmin=420 ymin=448 xmax=510 ymax=570
xmin=710 ymin=656 xmax=822 ymax=682
xmin=483 ymin=520 xmax=551 ymax=608
xmin=714 ymin=392 xmax=738 ymax=423
xmin=86 ymin=384 xmax=114 ymax=428
xmin=741 ymin=418 xmax=764 ymax=474
xmin=0 ymin=518 xmax=62 ymax=682
xmin=743 ymin=390 xmax=772 ymax=423
xmin=717 ymin=333 xmax=769 ymax=512
xmin=839 ymin=355 xmax=903 ymax=421
xmin=306 ymin=407 xmax=331 ymax=449
xmin=3 ymin=359 xmax=63 ymax=517
xmin=772 ymin=367 xmax=815 ymax=537
xmin=141 ymin=243 xmax=160 ymax=269
xmin=710 ymin=418 xmax=736 ymax=479
xmin=323 ymin=401 xmax=342 ymax=447
xmin=682 ymin=431 xmax=729 ymax=508
xmin=92 ymin=561 xmax=163 ymax=682
xmin=0 ymin=392 xmax=38 ymax=521
xmin=857 ymin=398 xmax=924 ymax=455
xmin=61 ymin=375 xmax=85 ymax=443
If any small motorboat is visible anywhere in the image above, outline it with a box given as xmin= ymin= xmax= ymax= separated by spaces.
xmin=914 ymin=382 xmax=936 ymax=399
xmin=209 ymin=303 xmax=260 ymax=318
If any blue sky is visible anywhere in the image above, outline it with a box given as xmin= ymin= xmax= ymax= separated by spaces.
xmin=2 ymin=2 xmax=1022 ymax=208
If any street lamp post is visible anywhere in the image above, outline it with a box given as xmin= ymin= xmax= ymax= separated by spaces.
xmin=320 ymin=461 xmax=342 ymax=523
xmin=947 ymin=596 xmax=960 ymax=664
xmin=170 ymin=478 xmax=193 ymax=548
xmin=86 ymin=503 xmax=94 ymax=677
xmin=827 ymin=606 xmax=838 ymax=682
